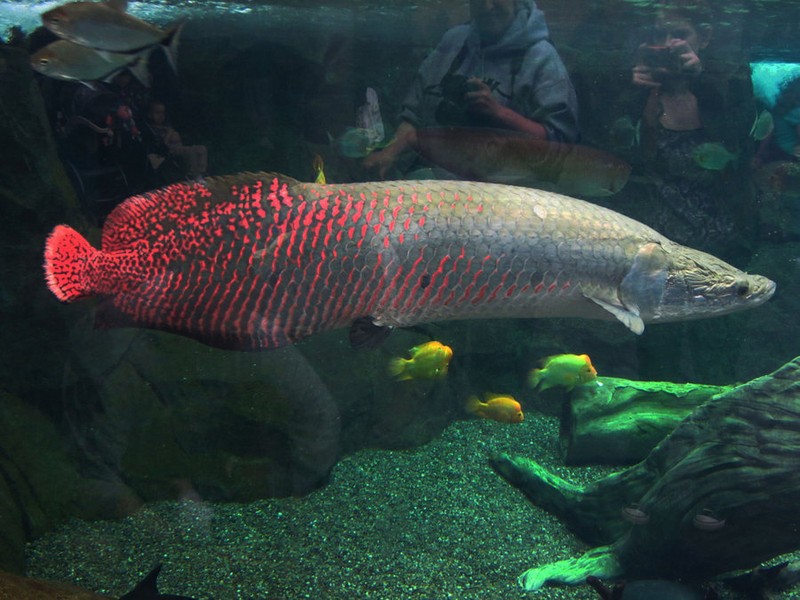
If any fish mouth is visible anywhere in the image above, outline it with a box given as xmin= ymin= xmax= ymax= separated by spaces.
xmin=748 ymin=275 xmax=777 ymax=305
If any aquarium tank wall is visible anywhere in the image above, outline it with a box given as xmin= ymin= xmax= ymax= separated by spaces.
xmin=1 ymin=0 xmax=800 ymax=598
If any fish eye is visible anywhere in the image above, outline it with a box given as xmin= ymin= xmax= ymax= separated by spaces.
xmin=737 ymin=282 xmax=749 ymax=297
xmin=38 ymin=58 xmax=49 ymax=66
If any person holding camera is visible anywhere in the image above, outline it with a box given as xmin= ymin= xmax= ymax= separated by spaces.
xmin=628 ymin=0 xmax=756 ymax=257
xmin=632 ymin=3 xmax=709 ymax=134
xmin=364 ymin=0 xmax=579 ymax=178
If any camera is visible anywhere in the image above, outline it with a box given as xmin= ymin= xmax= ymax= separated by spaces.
xmin=434 ymin=74 xmax=472 ymax=126
xmin=641 ymin=45 xmax=677 ymax=70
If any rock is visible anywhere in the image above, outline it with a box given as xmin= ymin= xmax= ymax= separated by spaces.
xmin=492 ymin=356 xmax=800 ymax=590
xmin=0 ymin=392 xmax=139 ymax=573
xmin=0 ymin=45 xmax=80 ymax=221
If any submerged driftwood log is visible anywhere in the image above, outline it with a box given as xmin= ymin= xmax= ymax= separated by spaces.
xmin=491 ymin=356 xmax=800 ymax=590
xmin=562 ymin=378 xmax=729 ymax=465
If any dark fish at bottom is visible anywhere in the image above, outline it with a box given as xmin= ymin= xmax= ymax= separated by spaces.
xmin=43 ymin=172 xmax=775 ymax=350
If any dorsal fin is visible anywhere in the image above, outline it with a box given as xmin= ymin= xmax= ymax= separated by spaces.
xmin=119 ymin=563 xmax=161 ymax=599
xmin=202 ymin=171 xmax=300 ymax=195
xmin=101 ymin=189 xmax=164 ymax=251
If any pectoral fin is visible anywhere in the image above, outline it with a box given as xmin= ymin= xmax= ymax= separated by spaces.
xmin=586 ymin=242 xmax=669 ymax=334
xmin=585 ymin=295 xmax=645 ymax=335
xmin=349 ymin=316 xmax=392 ymax=350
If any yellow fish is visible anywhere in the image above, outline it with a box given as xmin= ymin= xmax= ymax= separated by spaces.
xmin=389 ymin=341 xmax=453 ymax=380
xmin=312 ymin=153 xmax=326 ymax=184
xmin=466 ymin=394 xmax=524 ymax=424
xmin=529 ymin=353 xmax=597 ymax=391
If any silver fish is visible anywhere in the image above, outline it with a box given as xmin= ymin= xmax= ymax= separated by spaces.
xmin=41 ymin=0 xmax=183 ymax=69
xmin=30 ymin=39 xmax=150 ymax=84
xmin=43 ymin=173 xmax=775 ymax=350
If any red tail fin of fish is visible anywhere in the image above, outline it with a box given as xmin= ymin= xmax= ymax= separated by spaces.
xmin=44 ymin=225 xmax=98 ymax=302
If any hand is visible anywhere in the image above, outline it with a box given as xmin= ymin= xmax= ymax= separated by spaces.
xmin=632 ymin=64 xmax=661 ymax=88
xmin=667 ymin=39 xmax=702 ymax=74
xmin=632 ymin=44 xmax=662 ymax=88
xmin=463 ymin=77 xmax=503 ymax=118
xmin=363 ymin=122 xmax=417 ymax=179
xmin=362 ymin=147 xmax=397 ymax=179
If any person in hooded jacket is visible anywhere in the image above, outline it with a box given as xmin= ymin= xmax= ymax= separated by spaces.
xmin=364 ymin=0 xmax=579 ymax=178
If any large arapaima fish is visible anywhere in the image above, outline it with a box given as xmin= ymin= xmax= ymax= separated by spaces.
xmin=413 ymin=127 xmax=632 ymax=198
xmin=43 ymin=172 xmax=775 ymax=351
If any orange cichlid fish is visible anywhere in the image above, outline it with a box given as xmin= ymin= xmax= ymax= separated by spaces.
xmin=529 ymin=353 xmax=597 ymax=391
xmin=389 ymin=340 xmax=453 ymax=380
xmin=466 ymin=394 xmax=524 ymax=424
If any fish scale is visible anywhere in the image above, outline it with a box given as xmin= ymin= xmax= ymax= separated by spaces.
xmin=43 ymin=172 xmax=775 ymax=350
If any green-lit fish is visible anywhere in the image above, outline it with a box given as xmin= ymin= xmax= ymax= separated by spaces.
xmin=528 ymin=353 xmax=597 ymax=391
xmin=30 ymin=38 xmax=150 ymax=85
xmin=609 ymin=115 xmax=640 ymax=149
xmin=692 ymin=142 xmax=737 ymax=170
xmin=749 ymin=109 xmax=774 ymax=141
xmin=389 ymin=341 xmax=453 ymax=380
xmin=41 ymin=0 xmax=183 ymax=70
xmin=334 ymin=127 xmax=393 ymax=158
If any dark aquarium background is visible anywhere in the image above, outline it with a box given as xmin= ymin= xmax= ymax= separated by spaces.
xmin=1 ymin=0 xmax=800 ymax=598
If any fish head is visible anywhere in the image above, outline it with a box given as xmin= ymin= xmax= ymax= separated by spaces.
xmin=30 ymin=47 xmax=58 ymax=77
xmin=622 ymin=241 xmax=776 ymax=326
xmin=587 ymin=156 xmax=632 ymax=196
xmin=423 ymin=341 xmax=453 ymax=361
xmin=578 ymin=355 xmax=598 ymax=381
xmin=607 ymin=160 xmax=633 ymax=195
xmin=41 ymin=6 xmax=71 ymax=37
xmin=408 ymin=341 xmax=453 ymax=377
xmin=558 ymin=146 xmax=633 ymax=197
xmin=508 ymin=400 xmax=524 ymax=423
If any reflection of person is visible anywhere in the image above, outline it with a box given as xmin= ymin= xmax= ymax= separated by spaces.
xmin=365 ymin=0 xmax=579 ymax=178
xmin=108 ymin=70 xmax=149 ymax=123
xmin=629 ymin=0 xmax=754 ymax=256
xmin=144 ymin=100 xmax=208 ymax=181
xmin=63 ymin=72 xmax=146 ymax=185
xmin=632 ymin=2 xmax=709 ymax=133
